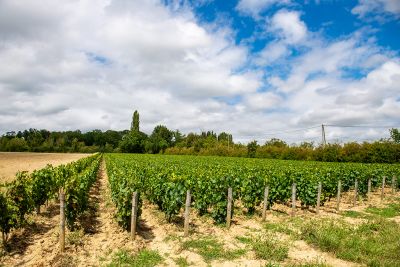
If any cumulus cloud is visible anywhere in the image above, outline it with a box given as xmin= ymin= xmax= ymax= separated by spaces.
xmin=0 ymin=0 xmax=262 ymax=136
xmin=270 ymin=9 xmax=307 ymax=44
xmin=352 ymin=0 xmax=400 ymax=20
xmin=0 ymin=0 xmax=399 ymax=144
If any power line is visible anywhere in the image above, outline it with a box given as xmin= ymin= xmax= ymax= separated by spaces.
xmin=325 ymin=124 xmax=400 ymax=128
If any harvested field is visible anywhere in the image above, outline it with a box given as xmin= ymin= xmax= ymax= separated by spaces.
xmin=0 ymin=152 xmax=91 ymax=183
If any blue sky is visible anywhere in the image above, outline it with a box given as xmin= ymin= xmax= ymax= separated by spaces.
xmin=0 ymin=0 xmax=399 ymax=144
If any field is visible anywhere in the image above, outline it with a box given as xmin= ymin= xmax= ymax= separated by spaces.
xmin=0 ymin=152 xmax=90 ymax=183
xmin=0 ymin=153 xmax=399 ymax=267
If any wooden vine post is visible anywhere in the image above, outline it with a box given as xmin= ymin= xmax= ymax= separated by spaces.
xmin=316 ymin=182 xmax=322 ymax=214
xmin=291 ymin=183 xmax=296 ymax=217
xmin=59 ymin=188 xmax=65 ymax=253
xmin=367 ymin=177 xmax=372 ymax=201
xmin=381 ymin=176 xmax=386 ymax=201
xmin=392 ymin=176 xmax=397 ymax=194
xmin=353 ymin=179 xmax=358 ymax=207
xmin=184 ymin=190 xmax=191 ymax=237
xmin=131 ymin=191 xmax=138 ymax=240
xmin=336 ymin=180 xmax=341 ymax=212
xmin=226 ymin=187 xmax=233 ymax=228
xmin=262 ymin=186 xmax=269 ymax=221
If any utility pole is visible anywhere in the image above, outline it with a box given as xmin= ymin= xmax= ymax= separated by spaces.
xmin=321 ymin=124 xmax=327 ymax=146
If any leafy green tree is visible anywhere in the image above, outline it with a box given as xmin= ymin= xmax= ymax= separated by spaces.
xmin=146 ymin=125 xmax=173 ymax=153
xmin=265 ymin=138 xmax=287 ymax=147
xmin=120 ymin=131 xmax=147 ymax=153
xmin=6 ymin=138 xmax=28 ymax=152
xmin=247 ymin=140 xmax=258 ymax=158
xmin=131 ymin=110 xmax=140 ymax=132
xmin=390 ymin=128 xmax=400 ymax=143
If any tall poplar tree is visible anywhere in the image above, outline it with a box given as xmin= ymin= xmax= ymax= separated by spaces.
xmin=131 ymin=110 xmax=140 ymax=132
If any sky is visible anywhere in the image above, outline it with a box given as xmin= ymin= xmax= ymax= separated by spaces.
xmin=0 ymin=0 xmax=399 ymax=144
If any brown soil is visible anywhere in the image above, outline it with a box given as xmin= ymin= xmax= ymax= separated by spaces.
xmin=0 ymin=152 xmax=90 ymax=183
xmin=1 ymin=162 xmax=398 ymax=266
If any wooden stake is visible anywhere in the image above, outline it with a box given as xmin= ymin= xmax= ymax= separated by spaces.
xmin=381 ymin=176 xmax=386 ymax=201
xmin=262 ymin=186 xmax=269 ymax=221
xmin=353 ymin=179 xmax=358 ymax=207
xmin=131 ymin=191 xmax=138 ymax=240
xmin=36 ymin=205 xmax=40 ymax=215
xmin=392 ymin=176 xmax=396 ymax=194
xmin=316 ymin=182 xmax=322 ymax=214
xmin=336 ymin=180 xmax=341 ymax=212
xmin=367 ymin=177 xmax=372 ymax=201
xmin=291 ymin=183 xmax=296 ymax=217
xmin=59 ymin=188 xmax=65 ymax=253
xmin=184 ymin=190 xmax=191 ymax=237
xmin=226 ymin=187 xmax=233 ymax=228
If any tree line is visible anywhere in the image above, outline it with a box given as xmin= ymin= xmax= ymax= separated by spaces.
xmin=1 ymin=110 xmax=399 ymax=163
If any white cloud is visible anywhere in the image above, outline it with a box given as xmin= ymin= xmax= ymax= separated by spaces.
xmin=0 ymin=0 xmax=399 ymax=144
xmin=254 ymin=41 xmax=289 ymax=65
xmin=243 ymin=91 xmax=283 ymax=111
xmin=236 ymin=0 xmax=292 ymax=19
xmin=0 ymin=0 xmax=263 ymax=136
xmin=352 ymin=0 xmax=400 ymax=20
xmin=270 ymin=9 xmax=307 ymax=44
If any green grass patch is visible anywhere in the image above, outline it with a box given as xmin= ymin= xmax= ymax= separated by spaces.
xmin=174 ymin=256 xmax=190 ymax=267
xmin=300 ymin=218 xmax=400 ymax=266
xmin=341 ymin=210 xmax=371 ymax=219
xmin=251 ymin=234 xmax=289 ymax=261
xmin=181 ymin=236 xmax=246 ymax=262
xmin=107 ymin=249 xmax=163 ymax=267
xmin=365 ymin=203 xmax=400 ymax=218
xmin=236 ymin=234 xmax=289 ymax=262
xmin=287 ymin=259 xmax=331 ymax=267
xmin=235 ymin=236 xmax=252 ymax=245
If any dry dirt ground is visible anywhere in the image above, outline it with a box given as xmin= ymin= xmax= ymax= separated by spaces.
xmin=0 ymin=152 xmax=90 ymax=183
xmin=1 ymin=161 xmax=399 ymax=267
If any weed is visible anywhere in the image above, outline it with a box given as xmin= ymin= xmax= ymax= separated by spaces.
xmin=251 ymin=234 xmax=289 ymax=261
xmin=300 ymin=218 xmax=400 ymax=266
xmin=107 ymin=249 xmax=163 ymax=267
xmin=365 ymin=203 xmax=400 ymax=218
xmin=164 ymin=233 xmax=181 ymax=242
xmin=174 ymin=256 xmax=190 ymax=267
xmin=67 ymin=230 xmax=84 ymax=249
xmin=341 ymin=210 xmax=369 ymax=219
xmin=236 ymin=233 xmax=288 ymax=262
xmin=181 ymin=235 xmax=246 ymax=262
xmin=287 ymin=257 xmax=331 ymax=267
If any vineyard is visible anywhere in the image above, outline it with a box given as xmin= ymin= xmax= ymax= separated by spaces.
xmin=105 ymin=153 xmax=400 ymax=228
xmin=0 ymin=153 xmax=399 ymax=266
xmin=0 ymin=153 xmax=101 ymax=244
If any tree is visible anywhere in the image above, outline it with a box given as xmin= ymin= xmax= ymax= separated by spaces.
xmin=390 ymin=128 xmax=400 ymax=143
xmin=131 ymin=110 xmax=140 ymax=132
xmin=146 ymin=125 xmax=173 ymax=153
xmin=247 ymin=140 xmax=258 ymax=158
xmin=265 ymin=138 xmax=287 ymax=147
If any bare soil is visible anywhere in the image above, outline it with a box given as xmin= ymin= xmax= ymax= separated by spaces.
xmin=0 ymin=152 xmax=90 ymax=183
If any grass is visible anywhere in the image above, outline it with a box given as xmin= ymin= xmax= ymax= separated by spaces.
xmin=174 ymin=256 xmax=190 ymax=267
xmin=365 ymin=203 xmax=400 ymax=218
xmin=181 ymin=235 xmax=246 ymax=262
xmin=286 ymin=258 xmax=332 ymax=267
xmin=67 ymin=230 xmax=85 ymax=249
xmin=300 ymin=218 xmax=400 ymax=266
xmin=236 ymin=233 xmax=289 ymax=262
xmin=107 ymin=249 xmax=163 ymax=267
xmin=341 ymin=210 xmax=372 ymax=219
